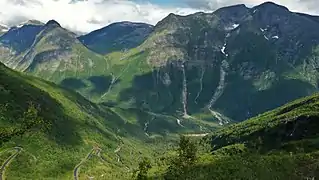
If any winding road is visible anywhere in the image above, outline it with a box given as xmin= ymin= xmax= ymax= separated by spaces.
xmin=73 ymin=147 xmax=102 ymax=180
xmin=0 ymin=147 xmax=22 ymax=180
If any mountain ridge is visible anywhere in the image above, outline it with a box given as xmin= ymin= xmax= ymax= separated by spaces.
xmin=78 ymin=21 xmax=154 ymax=54
xmin=101 ymin=1 xmax=319 ymax=124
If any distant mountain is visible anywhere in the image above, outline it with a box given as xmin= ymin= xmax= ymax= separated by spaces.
xmin=99 ymin=2 xmax=319 ymax=124
xmin=0 ymin=20 xmax=155 ymax=102
xmin=79 ymin=21 xmax=153 ymax=54
xmin=15 ymin=19 xmax=45 ymax=27
xmin=0 ymin=21 xmax=44 ymax=54
xmin=0 ymin=20 xmax=111 ymax=97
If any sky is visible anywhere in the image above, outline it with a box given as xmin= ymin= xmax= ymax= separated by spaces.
xmin=0 ymin=0 xmax=318 ymax=33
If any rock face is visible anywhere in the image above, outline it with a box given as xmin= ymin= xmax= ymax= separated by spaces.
xmin=45 ymin=20 xmax=61 ymax=27
xmin=78 ymin=21 xmax=154 ymax=54
xmin=102 ymin=2 xmax=319 ymax=123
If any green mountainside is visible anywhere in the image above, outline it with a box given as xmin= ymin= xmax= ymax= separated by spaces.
xmin=0 ymin=62 xmax=215 ymax=179
xmin=146 ymin=93 xmax=319 ymax=179
xmin=97 ymin=2 xmax=319 ymax=125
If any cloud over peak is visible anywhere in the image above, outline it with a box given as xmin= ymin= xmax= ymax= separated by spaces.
xmin=0 ymin=0 xmax=318 ymax=33
xmin=0 ymin=0 xmax=200 ymax=33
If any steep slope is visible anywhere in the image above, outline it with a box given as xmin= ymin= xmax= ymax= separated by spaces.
xmin=100 ymin=2 xmax=319 ymax=125
xmin=0 ymin=62 xmax=213 ymax=179
xmin=0 ymin=19 xmax=215 ymax=137
xmin=0 ymin=62 xmax=126 ymax=179
xmin=79 ymin=21 xmax=153 ymax=54
xmin=149 ymin=93 xmax=319 ymax=179
xmin=210 ymin=92 xmax=319 ymax=152
xmin=198 ymin=93 xmax=319 ymax=179
xmin=0 ymin=20 xmax=111 ymax=98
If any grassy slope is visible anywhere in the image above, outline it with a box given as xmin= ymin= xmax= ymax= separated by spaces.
xmin=0 ymin=63 xmax=177 ymax=179
xmin=210 ymin=92 xmax=319 ymax=150
xmin=149 ymin=93 xmax=319 ymax=179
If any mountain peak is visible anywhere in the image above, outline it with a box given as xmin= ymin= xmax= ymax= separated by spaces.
xmin=218 ymin=4 xmax=247 ymax=11
xmin=160 ymin=13 xmax=180 ymax=22
xmin=45 ymin=20 xmax=61 ymax=27
xmin=154 ymin=13 xmax=182 ymax=30
xmin=256 ymin=1 xmax=289 ymax=11
xmin=213 ymin=4 xmax=249 ymax=24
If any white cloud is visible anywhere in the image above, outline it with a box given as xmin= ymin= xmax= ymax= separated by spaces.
xmin=0 ymin=0 xmax=318 ymax=33
xmin=0 ymin=0 xmax=200 ymax=33
xmin=184 ymin=0 xmax=319 ymax=15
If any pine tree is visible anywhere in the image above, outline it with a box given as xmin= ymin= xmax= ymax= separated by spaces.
xmin=135 ymin=157 xmax=152 ymax=180
xmin=165 ymin=136 xmax=197 ymax=180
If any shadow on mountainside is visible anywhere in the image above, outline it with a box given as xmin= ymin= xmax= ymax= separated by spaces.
xmin=117 ymin=62 xmax=317 ymax=122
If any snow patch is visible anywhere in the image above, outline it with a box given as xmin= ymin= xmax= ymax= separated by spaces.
xmin=264 ymin=35 xmax=269 ymax=40
xmin=221 ymin=43 xmax=229 ymax=57
xmin=221 ymin=44 xmax=226 ymax=54
xmin=176 ymin=119 xmax=184 ymax=127
xmin=272 ymin=35 xmax=279 ymax=39
xmin=253 ymin=9 xmax=257 ymax=13
xmin=260 ymin=28 xmax=267 ymax=32
xmin=232 ymin=24 xmax=239 ymax=29
xmin=225 ymin=24 xmax=240 ymax=31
